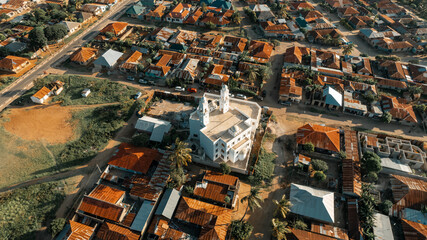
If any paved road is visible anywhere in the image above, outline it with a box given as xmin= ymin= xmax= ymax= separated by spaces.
xmin=0 ymin=0 xmax=135 ymax=112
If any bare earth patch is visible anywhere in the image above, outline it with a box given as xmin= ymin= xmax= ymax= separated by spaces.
xmin=3 ymin=104 xmax=76 ymax=144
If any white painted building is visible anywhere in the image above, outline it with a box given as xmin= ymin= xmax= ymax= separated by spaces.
xmin=189 ymin=85 xmax=261 ymax=168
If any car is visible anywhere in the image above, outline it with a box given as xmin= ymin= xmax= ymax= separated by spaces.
xmin=134 ymin=92 xmax=142 ymax=99
xmin=175 ymin=86 xmax=185 ymax=92
xmin=281 ymin=101 xmax=291 ymax=106
xmin=139 ymin=79 xmax=148 ymax=84
xmin=236 ymin=94 xmax=247 ymax=100
xmin=187 ymin=88 xmax=197 ymax=93
xmin=127 ymin=76 xmax=135 ymax=81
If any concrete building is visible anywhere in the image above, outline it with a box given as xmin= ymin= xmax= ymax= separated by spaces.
xmin=189 ymin=85 xmax=261 ymax=173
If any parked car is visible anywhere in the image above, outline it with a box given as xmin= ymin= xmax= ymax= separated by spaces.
xmin=175 ymin=86 xmax=185 ymax=92
xmin=236 ymin=94 xmax=247 ymax=100
xmin=127 ymin=76 xmax=135 ymax=81
xmin=139 ymin=79 xmax=148 ymax=84
xmin=134 ymin=92 xmax=142 ymax=99
xmin=281 ymin=101 xmax=291 ymax=106
xmin=187 ymin=88 xmax=197 ymax=93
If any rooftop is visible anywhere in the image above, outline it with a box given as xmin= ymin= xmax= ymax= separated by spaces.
xmin=108 ymin=143 xmax=162 ymax=174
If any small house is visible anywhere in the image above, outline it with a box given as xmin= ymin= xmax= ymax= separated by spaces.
xmin=93 ymin=49 xmax=124 ymax=69
xmin=0 ymin=55 xmax=30 ymax=73
xmin=70 ymin=47 xmax=98 ymax=65
xmin=81 ymin=88 xmax=91 ymax=97
xmin=31 ymin=81 xmax=64 ymax=104
xmin=135 ymin=116 xmax=171 ymax=142
xmin=60 ymin=21 xmax=80 ymax=34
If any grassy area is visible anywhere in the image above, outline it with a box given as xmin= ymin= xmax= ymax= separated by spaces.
xmin=0 ymin=77 xmax=17 ymax=91
xmin=0 ymin=126 xmax=56 ymax=188
xmin=0 ymin=181 xmax=65 ymax=240
xmin=250 ymin=147 xmax=276 ymax=186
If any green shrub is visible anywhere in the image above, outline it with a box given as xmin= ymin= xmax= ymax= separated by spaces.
xmin=302 ymin=142 xmax=314 ymax=152
xmin=314 ymin=171 xmax=327 ymax=182
xmin=229 ymin=220 xmax=254 ymax=240
xmin=250 ymin=148 xmax=276 ymax=186
xmin=220 ymin=162 xmax=231 ymax=175
xmin=311 ymin=159 xmax=328 ymax=172
xmin=379 ymin=200 xmax=392 ymax=215
xmin=49 ymin=218 xmax=66 ymax=237
xmin=132 ymin=133 xmax=150 ymax=147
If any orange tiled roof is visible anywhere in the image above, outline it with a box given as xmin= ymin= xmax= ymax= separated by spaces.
xmin=296 ymin=123 xmax=341 ymax=152
xmin=249 ymin=40 xmax=273 ymax=59
xmin=338 ymin=6 xmax=359 ymax=15
xmin=108 ymin=143 xmax=162 ymax=174
xmin=32 ymin=86 xmax=51 ymax=100
xmin=96 ymin=222 xmax=140 ymax=240
xmin=88 ymin=184 xmax=125 ymax=204
xmin=100 ymin=22 xmax=128 ymax=35
xmin=402 ymin=219 xmax=427 ymax=240
xmin=290 ymin=1 xmax=314 ymax=9
xmin=175 ymin=197 xmax=232 ymax=240
xmin=194 ymin=181 xmax=228 ymax=203
xmin=120 ymin=51 xmax=142 ymax=70
xmin=71 ymin=47 xmax=98 ymax=63
xmin=146 ymin=5 xmax=167 ymax=18
xmin=78 ymin=196 xmax=125 ymax=222
xmin=68 ymin=220 xmax=95 ymax=240
xmin=0 ymin=55 xmax=29 ymax=71
xmin=185 ymin=8 xmax=203 ymax=24
xmin=166 ymin=3 xmax=191 ymax=19
xmin=204 ymin=171 xmax=238 ymax=186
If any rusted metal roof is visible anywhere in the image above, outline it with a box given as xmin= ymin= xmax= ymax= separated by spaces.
xmin=401 ymin=218 xmax=427 ymax=240
xmin=88 ymin=184 xmax=125 ymax=204
xmin=96 ymin=222 xmax=140 ymax=240
xmin=296 ymin=123 xmax=341 ymax=152
xmin=391 ymin=175 xmax=427 ymax=217
xmin=68 ymin=220 xmax=95 ymax=240
xmin=108 ymin=143 xmax=162 ymax=174
xmin=311 ymin=222 xmax=349 ymax=240
xmin=203 ymin=171 xmax=239 ymax=186
xmin=78 ymin=196 xmax=125 ymax=222
xmin=342 ymin=130 xmax=362 ymax=197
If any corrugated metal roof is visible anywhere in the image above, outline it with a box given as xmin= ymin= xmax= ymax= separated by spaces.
xmin=373 ymin=213 xmax=395 ymax=240
xmin=130 ymin=200 xmax=155 ymax=232
xmin=155 ymin=188 xmax=181 ymax=219
xmin=323 ymin=86 xmax=342 ymax=107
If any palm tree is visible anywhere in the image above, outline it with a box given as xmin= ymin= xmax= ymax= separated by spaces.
xmin=342 ymin=43 xmax=355 ymax=56
xmin=167 ymin=138 xmax=192 ymax=169
xmin=271 ymin=218 xmax=291 ymax=240
xmin=273 ymin=195 xmax=292 ymax=219
xmin=231 ymin=12 xmax=241 ymax=25
xmin=66 ymin=13 xmax=76 ymax=21
xmin=246 ymin=67 xmax=259 ymax=84
xmin=240 ymin=187 xmax=263 ymax=221
xmin=258 ymin=66 xmax=272 ymax=83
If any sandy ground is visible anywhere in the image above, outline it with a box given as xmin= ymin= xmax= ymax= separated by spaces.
xmin=3 ymin=104 xmax=76 ymax=144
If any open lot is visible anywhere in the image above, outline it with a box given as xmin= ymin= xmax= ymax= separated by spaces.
xmin=149 ymin=99 xmax=195 ymax=121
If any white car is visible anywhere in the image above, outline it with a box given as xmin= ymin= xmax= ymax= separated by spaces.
xmin=175 ymin=86 xmax=185 ymax=92
xmin=236 ymin=94 xmax=247 ymax=100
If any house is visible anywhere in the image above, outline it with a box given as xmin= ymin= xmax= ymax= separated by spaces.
xmin=377 ymin=78 xmax=407 ymax=90
xmin=150 ymin=27 xmax=176 ymax=42
xmin=60 ymin=21 xmax=80 ymax=34
xmin=301 ymin=10 xmax=323 ymax=23
xmin=30 ymin=81 xmax=64 ymax=104
xmin=312 ymin=86 xmax=342 ymax=110
xmin=96 ymin=222 xmax=140 ymax=240
xmin=100 ymin=22 xmax=128 ymax=36
xmin=250 ymin=4 xmax=275 ymax=21
xmin=194 ymin=171 xmax=240 ymax=208
xmin=134 ymin=116 xmax=172 ymax=142
xmin=355 ymin=58 xmax=372 ymax=75
xmin=283 ymin=46 xmax=311 ymax=65
xmin=185 ymin=7 xmax=203 ymax=24
xmin=290 ymin=184 xmax=335 ymax=223
xmin=145 ymin=5 xmax=167 ymax=21
xmin=200 ymin=11 xmax=231 ymax=27
xmin=373 ymin=213 xmax=395 ymax=240
xmin=80 ymin=3 xmax=107 ymax=16
xmin=173 ymin=58 xmax=199 ymax=84
xmin=210 ymin=0 xmax=232 ymax=10
xmin=93 ymin=49 xmax=123 ymax=69
xmin=126 ymin=4 xmax=147 ymax=18
xmin=189 ymin=85 xmax=261 ymax=173
xmin=401 ymin=218 xmax=427 ymax=240
xmin=81 ymin=88 xmax=91 ymax=97
xmin=337 ymin=7 xmax=359 ymax=18
xmin=306 ymin=29 xmax=342 ymax=43
xmin=75 ymin=11 xmax=93 ymax=23
xmin=279 ymin=73 xmax=302 ymax=102
xmin=138 ymin=0 xmax=155 ymax=7
xmin=119 ymin=50 xmax=142 ymax=72
xmin=325 ymin=0 xmax=353 ymax=8
xmin=343 ymin=92 xmax=368 ymax=116
xmin=260 ymin=21 xmax=292 ymax=38
xmin=287 ymin=228 xmax=339 ymax=240
xmin=0 ymin=55 xmax=29 ymax=73
xmin=165 ymin=3 xmax=191 ymax=23
xmin=4 ymin=41 xmax=26 ymax=53
xmin=93 ymin=0 xmax=116 ymax=6
xmin=145 ymin=54 xmax=172 ymax=78
xmin=377 ymin=40 xmax=413 ymax=53
xmin=348 ymin=16 xmax=368 ymax=29
xmin=311 ymin=223 xmax=349 ymax=239
xmin=381 ymin=95 xmax=418 ymax=125
xmin=223 ymin=36 xmax=247 ymax=54
xmin=174 ymin=197 xmax=232 ymax=239
xmin=203 ymin=64 xmax=229 ymax=87
xmin=248 ymin=40 xmax=273 ymax=61
xmin=296 ymin=123 xmax=341 ymax=153
xmin=290 ymin=1 xmax=314 ymax=10
xmin=390 ymin=174 xmax=427 ymax=217
xmin=70 ymin=47 xmax=98 ymax=65
xmin=63 ymin=220 xmax=96 ymax=240
xmin=0 ymin=9 xmax=15 ymax=19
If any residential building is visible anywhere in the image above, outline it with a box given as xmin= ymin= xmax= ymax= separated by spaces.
xmin=93 ymin=49 xmax=123 ymax=69
xmin=290 ymin=1 xmax=314 ymax=10
xmin=189 ymin=85 xmax=261 ymax=173
xmin=145 ymin=54 xmax=172 ymax=78
xmin=165 ymin=3 xmax=191 ymax=23
xmin=279 ymin=71 xmax=302 ymax=102
xmin=210 ymin=0 xmax=231 ymax=10
xmin=248 ymin=40 xmax=273 ymax=62
xmin=75 ymin=11 xmax=94 ymax=23
xmin=0 ymin=55 xmax=29 ymax=73
xmin=325 ymin=0 xmax=353 ymax=8
xmin=173 ymin=58 xmax=199 ymax=84
xmin=381 ymin=95 xmax=418 ymax=125
xmin=100 ymin=22 xmax=128 ymax=36
xmin=126 ymin=4 xmax=147 ymax=19
xmin=337 ymin=7 xmax=359 ymax=18
xmin=312 ymin=86 xmax=343 ymax=110
xmin=390 ymin=174 xmax=427 ymax=217
xmin=62 ymin=220 xmax=96 ymax=239
xmin=373 ymin=213 xmax=395 ymax=240
xmin=96 ymin=222 xmax=140 ymax=240
xmin=203 ymin=64 xmax=229 ymax=87
xmin=260 ymin=21 xmax=293 ymax=39
xmin=311 ymin=223 xmax=349 ymax=239
xmin=80 ymin=3 xmax=108 ymax=16
xmin=287 ymin=228 xmax=338 ymax=240
xmin=60 ymin=21 xmax=80 ymax=34
xmin=119 ymin=50 xmax=142 ymax=72
xmin=93 ymin=0 xmax=116 ymax=6
xmin=30 ymin=81 xmax=64 ymax=104
xmin=401 ymin=218 xmax=427 ymax=240
xmin=134 ymin=116 xmax=172 ymax=142
xmin=194 ymin=171 xmax=240 ymax=208
xmin=290 ymin=183 xmax=335 ymax=223
xmin=296 ymin=123 xmax=341 ymax=154
xmin=343 ymin=91 xmax=368 ymax=116
xmin=223 ymin=36 xmax=248 ymax=54
xmin=145 ymin=5 xmax=167 ymax=21
xmin=250 ymin=4 xmax=275 ymax=21
xmin=70 ymin=47 xmax=98 ymax=65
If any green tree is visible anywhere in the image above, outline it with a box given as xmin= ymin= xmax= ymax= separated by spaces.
xmin=408 ymin=85 xmax=422 ymax=95
xmin=414 ymin=104 xmax=427 ymax=114
xmin=0 ymin=33 xmax=6 ymax=41
xmin=131 ymin=133 xmax=150 ymax=147
xmin=271 ymin=218 xmax=291 ymax=240
xmin=220 ymin=162 xmax=231 ymax=174
xmin=246 ymin=67 xmax=259 ymax=84
xmin=379 ymin=200 xmax=392 ymax=215
xmin=303 ymin=142 xmax=314 ymax=152
xmin=168 ymin=166 xmax=186 ymax=188
xmin=240 ymin=187 xmax=263 ymax=221
xmin=184 ymin=185 xmax=193 ymax=195
xmin=361 ymin=152 xmax=382 ymax=175
xmin=338 ymin=151 xmax=347 ymax=159
xmin=28 ymin=27 xmax=47 ymax=50
xmin=314 ymin=171 xmax=327 ymax=182
xmin=0 ymin=13 xmax=10 ymax=21
xmin=229 ymin=220 xmax=254 ymax=240
xmin=365 ymin=172 xmax=378 ymax=183
xmin=44 ymin=24 xmax=68 ymax=41
xmin=167 ymin=138 xmax=192 ymax=169
xmin=205 ymin=21 xmax=217 ymax=30
xmin=342 ymin=43 xmax=355 ymax=55
xmin=382 ymin=112 xmax=392 ymax=123
xmin=273 ymin=194 xmax=292 ymax=219
xmin=258 ymin=65 xmax=272 ymax=82
xmin=311 ymin=159 xmax=328 ymax=172
xmin=360 ymin=184 xmax=377 ymax=239
xmin=49 ymin=218 xmax=66 ymax=237
xmin=292 ymin=219 xmax=307 ymax=230
xmin=363 ymin=92 xmax=378 ymax=104
xmin=231 ymin=11 xmax=242 ymax=25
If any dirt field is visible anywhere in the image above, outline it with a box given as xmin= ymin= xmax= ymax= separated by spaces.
xmin=2 ymin=104 xmax=76 ymax=144
xmin=148 ymin=100 xmax=195 ymax=121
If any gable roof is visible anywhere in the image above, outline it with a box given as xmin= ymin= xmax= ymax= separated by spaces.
xmin=88 ymin=184 xmax=125 ymax=204
xmin=68 ymin=220 xmax=96 ymax=240
xmin=108 ymin=143 xmax=162 ymax=174
xmin=203 ymin=171 xmax=239 ymax=186
xmin=71 ymin=47 xmax=98 ymax=63
xmin=290 ymin=183 xmax=335 ymax=223
xmin=174 ymin=197 xmax=232 ymax=240
xmin=75 ymin=11 xmax=93 ymax=21
xmin=100 ymin=22 xmax=128 ymax=35
xmin=78 ymin=196 xmax=125 ymax=222
xmin=120 ymin=51 xmax=142 ymax=70
xmin=32 ymin=86 xmax=52 ymax=100
xmin=165 ymin=3 xmax=191 ymax=19
xmin=296 ymin=123 xmax=340 ymax=152
xmin=323 ymin=86 xmax=343 ymax=107
xmin=93 ymin=49 xmax=123 ymax=67
xmin=97 ymin=222 xmax=140 ymax=240
xmin=402 ymin=218 xmax=427 ymax=240
xmin=60 ymin=21 xmax=80 ymax=31
xmin=0 ymin=55 xmax=28 ymax=71
xmin=126 ymin=5 xmax=145 ymax=15
xmin=381 ymin=95 xmax=417 ymax=123
xmin=249 ymin=40 xmax=273 ymax=59
xmin=210 ymin=0 xmax=232 ymax=9
xmin=146 ymin=5 xmax=167 ymax=18
xmin=155 ymin=188 xmax=181 ymax=219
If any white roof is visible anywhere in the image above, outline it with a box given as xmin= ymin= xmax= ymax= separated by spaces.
xmin=135 ymin=116 xmax=171 ymax=142
xmin=290 ymin=183 xmax=335 ymax=223
xmin=93 ymin=49 xmax=123 ymax=67
xmin=323 ymin=86 xmax=343 ymax=107
xmin=373 ymin=213 xmax=395 ymax=240
xmin=381 ymin=157 xmax=412 ymax=173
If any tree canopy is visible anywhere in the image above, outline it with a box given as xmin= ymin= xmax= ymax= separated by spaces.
xmin=29 ymin=27 xmax=47 ymax=50
xmin=44 ymin=24 xmax=68 ymax=41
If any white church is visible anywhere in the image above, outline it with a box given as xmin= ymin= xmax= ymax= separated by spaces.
xmin=189 ymin=85 xmax=261 ymax=172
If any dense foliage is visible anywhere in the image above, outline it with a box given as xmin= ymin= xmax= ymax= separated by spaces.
xmin=250 ymin=148 xmax=276 ymax=185
xmin=0 ymin=182 xmax=65 ymax=239
xmin=220 ymin=162 xmax=231 ymax=174
xmin=359 ymin=184 xmax=377 ymax=240
xmin=49 ymin=218 xmax=66 ymax=237
xmin=311 ymin=159 xmax=328 ymax=172
xmin=229 ymin=220 xmax=254 ymax=240
xmin=361 ymin=152 xmax=382 ymax=182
